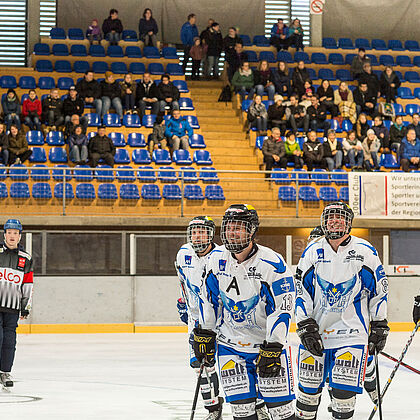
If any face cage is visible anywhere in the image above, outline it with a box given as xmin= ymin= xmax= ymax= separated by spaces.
xmin=221 ymin=219 xmax=255 ymax=253
xmin=187 ymin=224 xmax=214 ymax=254
xmin=321 ymin=208 xmax=352 ymax=240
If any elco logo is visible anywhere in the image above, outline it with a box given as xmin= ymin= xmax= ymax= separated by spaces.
xmin=184 ymin=255 xmax=192 ymax=265
xmin=219 ymin=259 xmax=227 ymax=271
xmin=0 ymin=269 xmax=24 ymax=285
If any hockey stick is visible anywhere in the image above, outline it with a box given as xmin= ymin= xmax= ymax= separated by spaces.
xmin=374 ymin=351 xmax=383 ymax=420
xmin=368 ymin=321 xmax=420 ymax=420
xmin=380 ymin=351 xmax=420 ymax=375
xmin=190 ymin=362 xmax=205 ymax=420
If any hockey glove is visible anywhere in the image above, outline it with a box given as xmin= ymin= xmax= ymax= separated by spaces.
xmin=192 ymin=327 xmax=216 ymax=367
xmin=297 ymin=318 xmax=324 ymax=357
xmin=413 ymin=296 xmax=420 ymax=325
xmin=176 ymin=298 xmax=188 ymax=325
xmin=256 ymin=341 xmax=283 ymax=378
xmin=368 ymin=319 xmax=390 ymax=355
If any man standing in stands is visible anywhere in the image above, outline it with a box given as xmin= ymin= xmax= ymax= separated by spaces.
xmin=350 ymin=48 xmax=371 ymax=80
xmin=181 ymin=14 xmax=199 ymax=73
xmin=225 ymin=42 xmax=248 ymax=82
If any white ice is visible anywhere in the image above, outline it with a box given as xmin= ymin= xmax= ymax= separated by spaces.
xmin=1 ymin=332 xmax=418 ymax=419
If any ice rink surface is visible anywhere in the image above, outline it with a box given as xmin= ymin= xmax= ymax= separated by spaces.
xmin=1 ymin=332 xmax=418 ymax=419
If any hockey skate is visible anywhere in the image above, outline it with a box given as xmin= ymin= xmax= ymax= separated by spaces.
xmin=204 ymin=397 xmax=223 ymax=419
xmin=0 ymin=373 xmax=13 ymax=387
xmin=256 ymin=405 xmax=271 ymax=419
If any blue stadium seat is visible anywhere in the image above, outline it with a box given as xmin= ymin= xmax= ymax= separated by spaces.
xmin=414 ymin=57 xmax=420 ymax=67
xmin=111 ymin=62 xmax=128 ymax=74
xmin=271 ymin=168 xmax=290 ymax=184
xmin=55 ymin=60 xmax=72 ymax=72
xmin=125 ymin=46 xmax=142 ymax=58
xmin=74 ymin=60 xmax=90 ymax=73
xmin=167 ymin=63 xmax=184 ymax=75
xmin=189 ymin=134 xmax=206 ymax=149
xmin=46 ymin=131 xmax=65 ymax=146
xmin=319 ymin=186 xmax=338 ymax=202
xmin=76 ymin=183 xmax=96 ymax=199
xmin=312 ymin=169 xmax=331 ymax=185
xmin=318 ymin=68 xmax=335 ymax=81
xmin=339 ymin=187 xmax=349 ymax=202
xmin=98 ymin=183 xmax=118 ymax=200
xmin=322 ymin=38 xmax=337 ymax=49
xmin=10 ymin=182 xmax=30 ymax=199
xmin=388 ymin=40 xmax=404 ymax=51
xmin=311 ymin=52 xmax=328 ymax=64
xmin=158 ymin=167 xmax=177 ymax=183
xmin=366 ymin=54 xmax=379 ymax=66
xmin=152 ymin=149 xmax=171 ymax=165
xmin=122 ymin=30 xmax=138 ymax=41
xmin=341 ymin=120 xmax=353 ymax=132
xmin=89 ymin=45 xmax=105 ymax=57
xmin=299 ymin=186 xmax=319 ymax=202
xmin=148 ymin=63 xmax=164 ymax=75
xmin=129 ymin=62 xmax=146 ymax=74
xmin=132 ymin=149 xmax=151 ymax=164
xmin=397 ymin=87 xmax=414 ymax=99
xmin=290 ymin=168 xmax=311 ymax=184
xmin=52 ymin=44 xmax=69 ymax=56
xmin=0 ymin=165 xmax=7 ymax=180
xmin=103 ymin=113 xmax=121 ymax=127
xmin=185 ymin=115 xmax=199 ymax=129
xmin=73 ymin=165 xmax=93 ymax=182
xmin=253 ymin=35 xmax=269 ymax=46
xmin=372 ymin=39 xmax=387 ymax=50
xmin=404 ymin=71 xmax=420 ymax=82
xmin=141 ymin=184 xmax=161 ymax=200
xmin=143 ymin=46 xmax=160 ymax=58
xmin=54 ymin=183 xmax=74 ymax=200
xmin=199 ymin=167 xmax=219 ymax=183
xmin=180 ymin=167 xmax=197 ymax=182
xmin=49 ymin=147 xmax=68 ymax=163
xmin=109 ymin=132 xmax=125 ymax=147
xmin=136 ymin=166 xmax=156 ymax=183
xmin=0 ymin=75 xmax=17 ymax=89
xmin=50 ymin=27 xmax=66 ymax=39
xmin=259 ymin=51 xmax=276 ymax=63
xmin=326 ymin=118 xmax=342 ymax=132
xmin=94 ymin=165 xmax=114 ymax=182
xmin=32 ymin=182 xmax=52 ymax=199
xmin=127 ymin=132 xmax=145 ymax=147
xmin=184 ymin=185 xmax=204 ymax=200
xmin=52 ymin=164 xmax=72 ymax=181
xmin=345 ymin=53 xmax=357 ymax=65
xmin=120 ymin=184 xmax=140 ymax=200
xmin=31 ymin=164 xmax=50 ymax=181
xmin=193 ymin=150 xmax=212 ymax=165
xmin=379 ymin=55 xmax=395 ymax=66
xmin=241 ymin=99 xmax=252 ymax=112
xmin=277 ymin=51 xmax=293 ymax=63
xmin=205 ymin=185 xmax=225 ymax=201
xmin=307 ymin=68 xmax=316 ymax=80
xmin=26 ymin=130 xmax=44 ymax=146
xmin=114 ymin=149 xmax=130 ymax=164
xmin=255 ymin=135 xmax=267 ymax=150
xmin=338 ymin=38 xmax=354 ymax=49
xmin=373 ymin=70 xmax=382 ymax=79
xmin=179 ymin=97 xmax=194 ymax=110
xmin=9 ymin=164 xmax=29 ymax=181
xmin=84 ymin=113 xmax=100 ymax=127
xmin=380 ymin=153 xmax=399 ymax=169
xmin=21 ymin=93 xmax=30 ymax=104
xmin=406 ymin=104 xmax=420 ymax=115
xmin=36 ymin=60 xmax=53 ymax=72
xmin=173 ymin=80 xmax=189 ymax=93
xmin=29 ymin=147 xmax=47 ymax=163
xmin=162 ymin=184 xmax=182 ymax=200
xmin=262 ymin=100 xmax=274 ymax=110
xmin=34 ymin=43 xmax=50 ymax=55
xmin=115 ymin=165 xmax=135 ymax=182
xmin=405 ymin=40 xmax=420 ymax=51
xmin=328 ymin=53 xmax=344 ymax=65
xmin=396 ymin=56 xmax=412 ymax=67
xmin=294 ymin=51 xmax=310 ymax=63
xmin=331 ymin=169 xmax=348 ymax=185
xmin=239 ymin=34 xmax=252 ymax=46
xmin=141 ymin=114 xmax=156 ymax=128
xmin=0 ymin=182 xmax=7 ymax=198
xmin=244 ymin=50 xmax=258 ymax=62
xmin=162 ymin=47 xmax=178 ymax=59
xmin=92 ymin=61 xmax=109 ymax=73
xmin=107 ymin=45 xmax=124 ymax=57
xmin=355 ymin=38 xmax=371 ymax=50
xmin=278 ymin=186 xmax=297 ymax=201
xmin=394 ymin=70 xmax=404 ymax=81
xmin=19 ymin=76 xmax=36 ymax=89
xmin=173 ymin=150 xmax=191 ymax=165
xmin=68 ymin=28 xmax=84 ymax=40
xmin=336 ymin=69 xmax=351 ymax=81
xmin=57 ymin=77 xmax=74 ymax=90
xmin=413 ymin=88 xmax=420 ymax=100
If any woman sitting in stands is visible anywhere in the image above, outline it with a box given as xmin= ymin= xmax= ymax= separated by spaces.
xmin=334 ymin=81 xmax=357 ymax=124
xmin=138 ymin=8 xmax=158 ymax=48
xmin=120 ymin=73 xmax=136 ymax=114
xmin=231 ymin=61 xmax=255 ymax=101
xmin=253 ymin=60 xmax=275 ymax=101
xmin=1 ymin=89 xmax=21 ymax=130
xmin=272 ymin=61 xmax=292 ymax=97
xmin=7 ymin=125 xmax=32 ymax=165
xmin=317 ymin=79 xmax=338 ymax=119
xmin=247 ymin=95 xmax=268 ymax=136
xmin=362 ymin=128 xmax=381 ymax=171
xmin=22 ymin=89 xmax=42 ymax=131
xmin=288 ymin=18 xmax=304 ymax=51
xmin=380 ymin=65 xmax=401 ymax=103
xmin=355 ymin=113 xmax=369 ymax=141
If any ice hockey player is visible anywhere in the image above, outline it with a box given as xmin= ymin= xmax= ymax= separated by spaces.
xmin=307 ymin=226 xmax=324 ymax=244
xmin=413 ymin=296 xmax=420 ymax=325
xmin=175 ymin=216 xmax=224 ymax=419
xmin=0 ymin=219 xmax=33 ymax=388
xmin=295 ymin=202 xmax=389 ymax=419
xmin=193 ymin=204 xmax=296 ymax=420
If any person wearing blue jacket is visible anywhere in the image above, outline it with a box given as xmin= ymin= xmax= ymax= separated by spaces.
xmin=400 ymin=128 xmax=420 ymax=171
xmin=2 ymin=89 xmax=21 ymax=130
xmin=270 ymin=18 xmax=289 ymax=51
xmin=180 ymin=14 xmax=199 ymax=73
xmin=165 ymin=109 xmax=193 ymax=151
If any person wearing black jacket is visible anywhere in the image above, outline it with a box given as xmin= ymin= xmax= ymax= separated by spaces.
xmin=380 ymin=66 xmax=401 ymax=103
xmin=157 ymin=74 xmax=180 ymax=113
xmin=316 ymin=79 xmax=338 ymax=118
xmin=268 ymin=95 xmax=287 ymax=134
xmin=322 ymin=129 xmax=343 ymax=170
xmin=254 ymin=60 xmax=275 ymax=101
xmin=100 ymin=71 xmax=123 ymax=119
xmin=292 ymin=61 xmax=310 ymax=99
xmin=272 ymin=61 xmax=292 ymax=97
xmin=102 ymin=8 xmax=123 ymax=45
xmin=286 ymin=94 xmax=309 ymax=133
xmin=303 ymin=130 xmax=324 ymax=172
xmin=199 ymin=18 xmax=214 ymax=76
xmin=359 ymin=63 xmax=380 ymax=99
xmin=63 ymin=86 xmax=87 ymax=130
xmin=225 ymin=42 xmax=248 ymax=81
xmin=0 ymin=123 xmax=9 ymax=165
xmin=307 ymin=95 xmax=331 ymax=136
xmin=389 ymin=115 xmax=407 ymax=155
xmin=88 ymin=125 xmax=116 ymax=167
xmin=206 ymin=22 xmax=223 ymax=79
xmin=75 ymin=71 xmax=102 ymax=116
xmin=261 ymin=127 xmax=287 ymax=176
xmin=407 ymin=113 xmax=420 ymax=139
xmin=354 ymin=82 xmax=377 ymax=117
xmin=223 ymin=27 xmax=241 ymax=55
xmin=41 ymin=88 xmax=63 ymax=130
xmin=136 ymin=72 xmax=159 ymax=121
xmin=138 ymin=8 xmax=158 ymax=47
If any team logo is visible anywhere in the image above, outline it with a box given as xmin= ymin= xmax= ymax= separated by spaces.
xmin=220 ymin=358 xmax=249 ymax=395
xmin=184 ymin=255 xmax=192 ymax=265
xmin=18 ymin=257 xmax=26 ymax=269
xmin=219 ymin=259 xmax=227 ymax=271
xmin=316 ymin=273 xmax=357 ymax=312
xmin=316 ymin=249 xmax=324 ymax=260
xmin=220 ymin=291 xmax=260 ymax=326
xmin=300 ymin=355 xmax=323 ymax=373
xmin=336 ymin=351 xmax=359 ymax=369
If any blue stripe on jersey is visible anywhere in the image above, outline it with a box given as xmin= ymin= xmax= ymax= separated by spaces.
xmin=270 ymin=313 xmax=291 ymax=335
xmin=260 ymin=282 xmax=276 ymax=316
xmin=376 ymin=295 xmax=388 ymax=317
xmin=357 ymin=242 xmax=378 ymax=256
xmin=301 ymin=241 xmax=318 ymax=259
xmin=272 ymin=276 xmax=295 ymax=296
xmin=303 ymin=266 xmax=316 ymax=300
xmin=205 ymin=271 xmax=220 ymax=319
xmin=260 ymin=254 xmax=287 ymax=274
xmin=295 ymin=297 xmax=308 ymax=317
xmin=359 ymin=265 xmax=376 ymax=296
xmin=353 ymin=290 xmax=368 ymax=333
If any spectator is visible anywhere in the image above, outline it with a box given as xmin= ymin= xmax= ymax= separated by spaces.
xmin=317 ymin=79 xmax=338 ymax=118
xmin=261 ymin=127 xmax=287 ymax=176
xmin=42 ymin=88 xmax=63 ymax=133
xmin=342 ymin=129 xmax=364 ymax=169
xmin=68 ymin=124 xmax=88 ymax=164
xmin=284 ymin=131 xmax=303 ymax=168
xmin=0 ymin=123 xmax=9 ymax=165
xmin=355 ymin=113 xmax=370 ymax=141
xmin=165 ymin=109 xmax=192 ymax=151
xmin=120 ymin=73 xmax=136 ymax=114
xmin=373 ymin=115 xmax=391 ymax=154
xmin=22 ymin=89 xmax=41 ymax=131
xmin=190 ymin=37 xmax=207 ymax=80
xmin=157 ymin=74 xmax=180 ymax=113
xmin=270 ymin=18 xmax=289 ymax=51
xmin=225 ymin=42 xmax=248 ymax=82
xmin=100 ymin=71 xmax=123 ymax=119
xmin=200 ymin=18 xmax=214 ymax=77
xmin=292 ymin=61 xmax=310 ymax=99
xmin=231 ymin=61 xmax=254 ymax=100
xmin=380 ymin=66 xmax=400 ymax=103
xmin=1 ymin=89 xmax=20 ymax=130
xmin=138 ymin=8 xmax=158 ymax=48
xmin=360 ymin=63 xmax=380 ymax=99
xmin=389 ymin=115 xmax=407 ymax=154
xmin=286 ymin=94 xmax=309 ymax=134
xmin=299 ymin=79 xmax=315 ymax=108
xmin=86 ymin=19 xmax=102 ymax=45
xmin=64 ymin=114 xmax=86 ymax=139
xmin=180 ymin=14 xmax=199 ymax=73
xmin=350 ymin=48 xmax=371 ymax=80
xmin=322 ymin=129 xmax=343 ymax=171
xmin=408 ymin=113 xmax=420 ymax=139
xmin=288 ymin=18 xmax=304 ymax=51
xmin=76 ymin=71 xmax=102 ymax=116
xmin=362 ymin=129 xmax=381 ymax=171
xmin=247 ymin=95 xmax=268 ymax=135
xmin=102 ymin=8 xmax=123 ymax=46
xmin=254 ymin=60 xmax=275 ymax=101
xmin=354 ymin=82 xmax=377 ymax=117
xmin=206 ymin=22 xmax=223 ymax=79
xmin=7 ymin=125 xmax=32 ymax=165
xmin=223 ymin=27 xmax=241 ymax=55
xmin=400 ymin=128 xmax=420 ymax=171
xmin=148 ymin=113 xmax=168 ymax=154
xmin=307 ymin=95 xmax=330 ymax=136
xmin=63 ymin=86 xmax=87 ymax=130
xmin=136 ymin=72 xmax=159 ymax=121
xmin=88 ymin=125 xmax=115 ymax=167
xmin=303 ymin=130 xmax=323 ymax=172
xmin=268 ymin=95 xmax=286 ymax=134
xmin=272 ymin=61 xmax=291 ymax=97
xmin=334 ymin=81 xmax=357 ymax=124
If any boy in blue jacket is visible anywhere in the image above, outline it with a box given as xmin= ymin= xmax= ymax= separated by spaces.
xmin=400 ymin=128 xmax=420 ymax=171
xmin=2 ymin=89 xmax=21 ymax=130
xmin=180 ymin=14 xmax=199 ymax=72
xmin=165 ymin=109 xmax=193 ymax=151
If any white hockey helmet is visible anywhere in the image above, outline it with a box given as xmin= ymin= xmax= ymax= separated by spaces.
xmin=321 ymin=202 xmax=354 ymax=240
xmin=186 ymin=216 xmax=215 ymax=253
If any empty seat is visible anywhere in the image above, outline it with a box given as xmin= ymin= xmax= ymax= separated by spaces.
xmin=19 ymin=76 xmax=37 ymax=89
xmin=290 ymin=169 xmax=311 ymax=184
xmin=184 ymin=185 xmax=204 ymax=200
xmin=10 ymin=182 xmax=30 ymax=199
xmin=336 ymin=69 xmax=351 ymax=81
xmin=52 ymin=164 xmax=72 ymax=181
xmin=148 ymin=63 xmax=164 ymax=75
xmin=0 ymin=76 xmax=17 ymax=89
xmin=52 ymin=44 xmax=69 ymax=56
xmin=311 ymin=53 xmax=328 ymax=64
xmin=388 ymin=40 xmax=404 ymax=51
xmin=120 ymin=184 xmax=140 ymax=200
xmin=241 ymin=99 xmax=252 ymax=112
xmin=116 ymin=165 xmax=135 ymax=182
xmin=299 ymin=186 xmax=319 ymax=202
xmin=109 ymin=132 xmax=126 ymax=147
xmin=143 ymin=46 xmax=160 ymax=58
xmin=331 ymin=169 xmax=348 ymax=185
xmin=68 ymin=28 xmax=84 ymax=40
xmin=46 ymin=131 xmax=65 ymax=146
xmin=319 ymin=186 xmax=338 ymax=202
xmin=87 ymin=113 xmax=101 ymax=127
xmin=199 ymin=167 xmax=219 ymax=183
xmin=129 ymin=62 xmax=146 ymax=74
xmin=341 ymin=120 xmax=353 ymax=132
xmin=76 ymin=183 xmax=96 ymax=199
xmin=125 ymin=46 xmax=142 ymax=58
xmin=406 ymin=104 xmax=420 ymax=115
xmin=355 ymin=38 xmax=370 ymax=50
xmin=92 ymin=61 xmax=109 ymax=73
xmin=74 ymin=60 xmax=90 ymax=73
xmin=345 ymin=53 xmax=357 ymax=65
xmin=294 ymin=51 xmax=310 ymax=63
xmin=55 ymin=60 xmax=72 ymax=72
xmin=189 ymin=134 xmax=206 ymax=148
xmin=185 ymin=115 xmax=199 ymax=129
xmin=0 ymin=165 xmax=7 ymax=180
xmin=338 ymin=38 xmax=354 ymax=49
xmin=141 ymin=184 xmax=161 ymax=199
xmin=404 ymin=71 xmax=420 ymax=82
xmin=103 ymin=113 xmax=121 ymax=127
xmin=380 ymin=153 xmax=399 ymax=168
xmin=162 ymin=184 xmax=182 ymax=200
xmin=239 ymin=34 xmax=252 ymax=46
xmin=127 ymin=132 xmax=146 ymax=147
xmin=111 ymin=62 xmax=128 ymax=74
xmin=36 ymin=60 xmax=53 ymax=72
xmin=114 ymin=149 xmax=130 ymax=164
xmin=95 ymin=165 xmax=114 ymax=182
xmin=253 ymin=35 xmax=269 ymax=46
xmin=107 ymin=45 xmax=124 ymax=57
xmin=173 ymin=80 xmax=189 ymax=93
xmin=179 ymin=97 xmax=194 ymax=110
xmin=26 ymin=130 xmax=44 ymax=145
xmin=32 ymin=182 xmax=52 ymax=199
xmin=255 ymin=135 xmax=267 ymax=150
xmin=152 ymin=149 xmax=172 ymax=165
xmin=379 ymin=55 xmax=395 ymax=66
xmin=398 ymin=87 xmax=414 ymax=99
xmin=271 ymin=168 xmax=290 ymax=184
xmin=307 ymin=68 xmax=316 ymax=80
xmin=123 ymin=113 xmax=141 ymax=128
xmin=396 ymin=56 xmax=412 ymax=67
xmin=54 ymin=183 xmax=74 ymax=199
xmin=244 ymin=50 xmax=258 ymax=62
xmin=158 ymin=167 xmax=177 ymax=183
xmin=193 ymin=150 xmax=212 ymax=165
xmin=277 ymin=51 xmax=293 ymax=63
xmin=9 ymin=164 xmax=29 ymax=181
xmin=122 ymin=29 xmax=138 ymax=41
xmin=278 ymin=186 xmax=297 ymax=201
xmin=49 ymin=147 xmax=68 ymax=163
xmin=371 ymin=39 xmax=387 ymax=50
xmin=328 ymin=53 xmax=344 ymax=65
xmin=137 ymin=166 xmax=157 ymax=182
xmin=132 ymin=149 xmax=151 ymax=164
xmin=312 ymin=169 xmax=331 ymax=185
xmin=31 ymin=164 xmax=50 ymax=181
xmin=339 ymin=187 xmax=349 ymax=202
xmin=167 ymin=63 xmax=184 ymax=75
xmin=162 ymin=47 xmax=178 ymax=59
xmin=405 ymin=40 xmax=420 ymax=51
xmin=29 ymin=147 xmax=47 ymax=163
xmin=322 ymin=38 xmax=337 ymax=49
xmin=98 ymin=183 xmax=118 ymax=200
xmin=180 ymin=167 xmax=197 ymax=182
xmin=50 ymin=27 xmax=66 ymax=39
xmin=57 ymin=77 xmax=74 ymax=90
xmin=205 ymin=185 xmax=225 ymax=200
xmin=259 ymin=51 xmax=276 ymax=63
xmin=318 ymin=68 xmax=335 ymax=81
xmin=89 ymin=45 xmax=105 ymax=57
xmin=34 ymin=43 xmax=50 ymax=55
xmin=0 ymin=182 xmax=7 ymax=198
xmin=73 ymin=165 xmax=93 ymax=182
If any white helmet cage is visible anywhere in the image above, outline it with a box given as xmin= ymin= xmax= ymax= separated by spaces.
xmin=321 ymin=203 xmax=354 ymax=240
xmin=187 ymin=218 xmax=215 ymax=253
xmin=221 ymin=219 xmax=257 ymax=253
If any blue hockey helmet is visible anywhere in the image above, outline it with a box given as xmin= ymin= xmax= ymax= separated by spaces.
xmin=4 ymin=219 xmax=23 ymax=232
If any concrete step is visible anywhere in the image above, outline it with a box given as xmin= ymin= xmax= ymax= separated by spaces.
xmin=205 ymin=139 xmax=248 ymax=148
xmin=194 ymin=102 xmax=235 ymax=111
xmin=190 ymin=88 xmax=222 ymax=95
xmin=187 ymin=80 xmax=223 ymax=89
xmin=195 ymin=109 xmax=237 ymax=118
xmin=212 ymin=155 xmax=258 ymax=165
xmin=191 ymin=95 xmax=221 ymax=103
xmin=210 ymin=148 xmax=253 ymax=157
xmin=200 ymin=125 xmax=245 ymax=133
xmin=198 ymin=116 xmax=239 ymax=125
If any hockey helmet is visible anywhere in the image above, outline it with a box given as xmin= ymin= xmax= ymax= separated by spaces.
xmin=308 ymin=225 xmax=324 ymax=243
xmin=187 ymin=216 xmax=215 ymax=253
xmin=221 ymin=204 xmax=259 ymax=253
xmin=321 ymin=202 xmax=354 ymax=240
xmin=4 ymin=219 xmax=22 ymax=232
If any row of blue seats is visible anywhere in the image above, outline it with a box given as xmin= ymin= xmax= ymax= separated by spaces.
xmin=49 ymin=28 xmax=140 ymax=42
xmin=322 ymin=38 xmax=420 ymax=51
xmin=279 ymin=185 xmax=349 ymax=202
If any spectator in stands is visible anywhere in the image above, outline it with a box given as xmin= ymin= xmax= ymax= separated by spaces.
xmin=307 ymin=95 xmax=330 ymax=137
xmin=334 ymin=81 xmax=356 ymax=124
xmin=262 ymin=127 xmax=287 ymax=176
xmin=136 ymin=72 xmax=159 ymax=121
xmin=120 ymin=73 xmax=136 ymax=114
xmin=400 ymin=128 xmax=420 ymax=171
xmin=7 ymin=125 xmax=32 ymax=165
xmin=268 ymin=95 xmax=286 ymax=134
xmin=22 ymin=89 xmax=41 ymax=131
xmin=181 ymin=14 xmax=199 ymax=73
xmin=362 ymin=128 xmax=380 ymax=171
xmin=63 ymin=86 xmax=87 ymax=131
xmin=373 ymin=115 xmax=391 ymax=154
xmin=200 ymin=18 xmax=214 ymax=77
xmin=165 ymin=109 xmax=192 ymax=151
xmin=288 ymin=18 xmax=304 ymax=51
xmin=342 ymin=129 xmax=364 ymax=169
xmin=390 ymin=115 xmax=407 ymax=155
xmin=303 ymin=130 xmax=323 ymax=172
xmin=68 ymin=124 xmax=88 ymax=164
xmin=64 ymin=114 xmax=86 ymax=139
xmin=285 ymin=131 xmax=303 ymax=168
xmin=225 ymin=42 xmax=248 ymax=82
xmin=206 ymin=22 xmax=223 ymax=79
xmin=138 ymin=8 xmax=158 ymax=48
xmin=231 ymin=61 xmax=254 ymax=100
xmin=76 ymin=71 xmax=102 ymax=117
xmin=223 ymin=27 xmax=241 ymax=55
xmin=1 ymin=89 xmax=20 ymax=130
xmin=86 ymin=19 xmax=102 ymax=45
xmin=157 ymin=74 xmax=180 ymax=113
xmin=299 ymin=79 xmax=315 ymax=108
xmin=100 ymin=71 xmax=123 ymax=119
xmin=408 ymin=113 xmax=420 ymax=139
xmin=247 ymin=95 xmax=268 ymax=135
xmin=254 ymin=60 xmax=275 ymax=101
xmin=380 ymin=66 xmax=400 ymax=103
xmin=286 ymin=94 xmax=309 ymax=134
xmin=292 ymin=61 xmax=310 ymax=99
xmin=102 ymin=9 xmax=123 ymax=46
xmin=270 ymin=18 xmax=289 ymax=51
xmin=190 ymin=37 xmax=207 ymax=80
xmin=360 ymin=63 xmax=380 ymax=99
xmin=148 ymin=113 xmax=168 ymax=154
xmin=350 ymin=48 xmax=371 ymax=80
xmin=42 ymin=88 xmax=63 ymax=133
xmin=88 ymin=125 xmax=115 ymax=167
xmin=0 ymin=124 xmax=9 ymax=165
xmin=322 ymin=129 xmax=343 ymax=171
xmin=272 ymin=61 xmax=291 ymax=97
xmin=317 ymin=79 xmax=338 ymax=119
xmin=354 ymin=82 xmax=377 ymax=117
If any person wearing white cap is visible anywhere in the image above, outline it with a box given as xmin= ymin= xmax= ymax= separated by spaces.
xmin=362 ymin=128 xmax=381 ymax=171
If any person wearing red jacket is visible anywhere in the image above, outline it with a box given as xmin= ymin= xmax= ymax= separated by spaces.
xmin=22 ymin=89 xmax=42 ymax=131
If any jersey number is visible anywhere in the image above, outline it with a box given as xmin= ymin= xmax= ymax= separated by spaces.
xmin=279 ymin=294 xmax=293 ymax=312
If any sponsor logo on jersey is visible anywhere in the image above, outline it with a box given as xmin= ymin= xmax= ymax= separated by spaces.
xmin=272 ymin=277 xmax=295 ymax=296
xmin=298 ymin=352 xmax=324 ymax=387
xmin=317 ymin=249 xmax=324 ymax=260
xmin=332 ymin=347 xmax=367 ymax=389
xmin=344 ymin=250 xmax=364 ymax=263
xmin=300 ymin=355 xmax=324 ymax=373
xmin=336 ymin=351 xmax=359 ymax=369
xmin=323 ymin=328 xmax=360 ymax=336
xmin=0 ymin=268 xmax=24 ymax=285
xmin=220 ymin=358 xmax=250 ymax=395
xmin=18 ymin=257 xmax=26 ymax=269
xmin=247 ymin=266 xmax=262 ymax=280
xmin=184 ymin=255 xmax=192 ymax=265
xmin=316 ymin=274 xmax=357 ymax=312
xmin=219 ymin=259 xmax=227 ymax=271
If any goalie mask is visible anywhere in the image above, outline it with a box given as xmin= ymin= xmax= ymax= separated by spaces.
xmin=187 ymin=216 xmax=215 ymax=254
xmin=308 ymin=225 xmax=324 ymax=243
xmin=321 ymin=202 xmax=354 ymax=240
xmin=221 ymin=204 xmax=259 ymax=253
